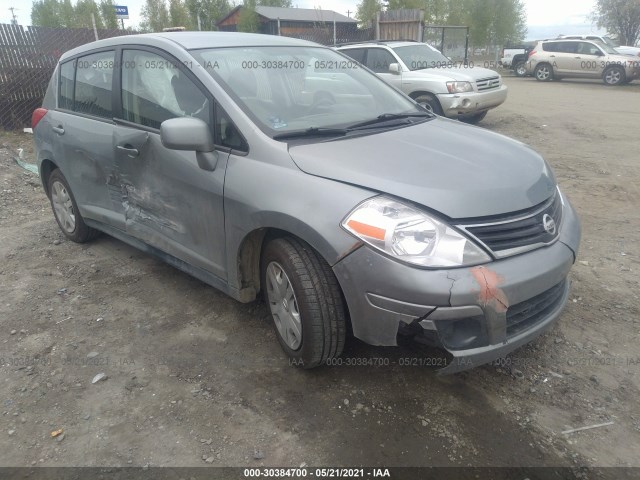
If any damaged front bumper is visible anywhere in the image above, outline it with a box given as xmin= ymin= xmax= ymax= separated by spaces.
xmin=332 ymin=198 xmax=581 ymax=374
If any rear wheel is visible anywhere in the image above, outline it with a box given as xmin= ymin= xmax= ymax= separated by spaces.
xmin=534 ymin=63 xmax=553 ymax=81
xmin=411 ymin=92 xmax=443 ymax=116
xmin=47 ymin=169 xmax=100 ymax=243
xmin=261 ymin=237 xmax=346 ymax=368
xmin=514 ymin=61 xmax=527 ymax=77
xmin=603 ymin=66 xmax=626 ymax=86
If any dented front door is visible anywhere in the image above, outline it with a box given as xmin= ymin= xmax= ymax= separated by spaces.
xmin=111 ymin=125 xmax=228 ymax=281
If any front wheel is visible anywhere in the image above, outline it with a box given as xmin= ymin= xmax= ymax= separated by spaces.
xmin=603 ymin=66 xmax=626 ymax=86
xmin=411 ymin=93 xmax=443 ymax=116
xmin=261 ymin=237 xmax=346 ymax=368
xmin=534 ymin=63 xmax=553 ymax=81
xmin=514 ymin=61 xmax=527 ymax=77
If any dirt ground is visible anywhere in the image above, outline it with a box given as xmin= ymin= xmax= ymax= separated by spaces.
xmin=0 ymin=74 xmax=639 ymax=476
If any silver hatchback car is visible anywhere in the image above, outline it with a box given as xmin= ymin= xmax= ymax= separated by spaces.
xmin=33 ymin=32 xmax=581 ymax=373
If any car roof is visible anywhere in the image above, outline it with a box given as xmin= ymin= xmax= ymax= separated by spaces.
xmin=59 ymin=31 xmax=319 ymax=61
xmin=558 ymin=34 xmax=604 ymax=39
xmin=337 ymin=40 xmax=420 ymax=49
xmin=539 ymin=38 xmax=594 ymax=43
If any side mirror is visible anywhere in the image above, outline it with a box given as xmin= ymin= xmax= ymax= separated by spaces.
xmin=388 ymin=63 xmax=402 ymax=74
xmin=160 ymin=117 xmax=218 ymax=171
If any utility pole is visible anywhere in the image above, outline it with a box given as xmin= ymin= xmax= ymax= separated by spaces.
xmin=346 ymin=10 xmax=351 ymax=18
xmin=91 ymin=12 xmax=99 ymax=41
xmin=9 ymin=7 xmax=18 ymax=25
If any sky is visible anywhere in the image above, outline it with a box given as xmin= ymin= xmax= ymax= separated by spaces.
xmin=0 ymin=0 xmax=605 ymax=41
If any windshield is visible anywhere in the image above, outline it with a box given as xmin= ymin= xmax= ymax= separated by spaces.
xmin=392 ymin=44 xmax=451 ymax=71
xmin=602 ymin=36 xmax=620 ymax=48
xmin=190 ymin=46 xmax=423 ymax=136
xmin=594 ymin=40 xmax=619 ymax=54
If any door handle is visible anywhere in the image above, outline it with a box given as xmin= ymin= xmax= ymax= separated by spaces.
xmin=117 ymin=144 xmax=139 ymax=158
xmin=574 ymin=56 xmax=581 ymax=59
xmin=550 ymin=55 xmax=556 ymax=57
xmin=52 ymin=125 xmax=65 ymax=135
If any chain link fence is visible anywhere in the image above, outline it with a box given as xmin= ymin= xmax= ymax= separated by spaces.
xmin=281 ymin=24 xmax=374 ymax=46
xmin=0 ymin=23 xmax=137 ymax=130
xmin=423 ymin=25 xmax=469 ymax=62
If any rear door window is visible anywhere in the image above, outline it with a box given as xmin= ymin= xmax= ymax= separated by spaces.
xmin=74 ymin=51 xmax=115 ymax=118
xmin=341 ymin=48 xmax=366 ymax=64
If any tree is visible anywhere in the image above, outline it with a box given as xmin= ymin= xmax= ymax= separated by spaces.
xmin=32 ymin=0 xmax=124 ymax=29
xmin=356 ymin=0 xmax=383 ymax=28
xmin=259 ymin=0 xmax=293 ymax=7
xmin=99 ymin=0 xmax=119 ymax=29
xmin=169 ymin=0 xmax=195 ymax=28
xmin=593 ymin=0 xmax=640 ymax=45
xmin=32 ymin=0 xmax=63 ymax=27
xmin=237 ymin=0 xmax=260 ymax=32
xmin=186 ymin=0 xmax=232 ymax=30
xmin=140 ymin=0 xmax=171 ymax=31
xmin=59 ymin=0 xmax=77 ymax=27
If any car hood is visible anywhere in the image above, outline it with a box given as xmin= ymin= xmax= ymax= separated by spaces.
xmin=615 ymin=46 xmax=640 ymax=56
xmin=406 ymin=66 xmax=500 ymax=82
xmin=288 ymin=118 xmax=556 ymax=219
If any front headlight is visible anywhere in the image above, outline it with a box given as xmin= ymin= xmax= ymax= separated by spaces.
xmin=446 ymin=81 xmax=474 ymax=93
xmin=342 ymin=197 xmax=491 ymax=268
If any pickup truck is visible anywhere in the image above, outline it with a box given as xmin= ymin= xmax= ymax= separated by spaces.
xmin=501 ymin=44 xmax=535 ymax=77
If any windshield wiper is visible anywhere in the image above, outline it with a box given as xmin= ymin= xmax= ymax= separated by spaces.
xmin=346 ymin=112 xmax=431 ymax=130
xmin=272 ymin=127 xmax=349 ymax=140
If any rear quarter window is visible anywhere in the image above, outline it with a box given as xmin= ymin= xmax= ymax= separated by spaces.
xmin=341 ymin=48 xmax=366 ymax=64
xmin=59 ymin=61 xmax=74 ymax=110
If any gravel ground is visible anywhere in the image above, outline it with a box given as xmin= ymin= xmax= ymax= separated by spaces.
xmin=0 ymin=75 xmax=639 ymax=475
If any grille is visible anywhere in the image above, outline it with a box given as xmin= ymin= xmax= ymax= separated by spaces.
xmin=506 ymin=280 xmax=567 ymax=337
xmin=476 ymin=76 xmax=501 ymax=91
xmin=462 ymin=193 xmax=563 ymax=256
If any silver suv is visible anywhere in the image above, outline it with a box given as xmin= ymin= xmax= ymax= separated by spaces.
xmin=527 ymin=39 xmax=640 ymax=85
xmin=33 ymin=32 xmax=580 ymax=373
xmin=337 ymin=41 xmax=507 ymax=124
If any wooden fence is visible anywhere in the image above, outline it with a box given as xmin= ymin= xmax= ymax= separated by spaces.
xmin=0 ymin=23 xmax=136 ymax=130
xmin=376 ymin=10 xmax=424 ymax=42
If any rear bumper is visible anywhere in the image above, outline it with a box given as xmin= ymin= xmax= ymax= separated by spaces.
xmin=332 ymin=198 xmax=581 ymax=374
xmin=437 ymin=84 xmax=508 ymax=118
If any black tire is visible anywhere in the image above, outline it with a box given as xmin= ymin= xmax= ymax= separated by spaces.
xmin=411 ymin=92 xmax=443 ymax=116
xmin=514 ymin=61 xmax=527 ymax=77
xmin=460 ymin=111 xmax=487 ymax=124
xmin=47 ymin=169 xmax=100 ymax=243
xmin=603 ymin=66 xmax=626 ymax=86
xmin=534 ymin=63 xmax=553 ymax=82
xmin=261 ymin=237 xmax=346 ymax=368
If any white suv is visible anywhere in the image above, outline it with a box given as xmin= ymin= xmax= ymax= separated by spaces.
xmin=337 ymin=41 xmax=507 ymax=124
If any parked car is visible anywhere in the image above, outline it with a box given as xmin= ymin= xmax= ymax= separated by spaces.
xmin=527 ymin=39 xmax=640 ymax=85
xmin=501 ymin=43 xmax=535 ymax=77
xmin=337 ymin=40 xmax=507 ymax=124
xmin=557 ymin=34 xmax=640 ymax=57
xmin=33 ymin=32 xmax=580 ymax=373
